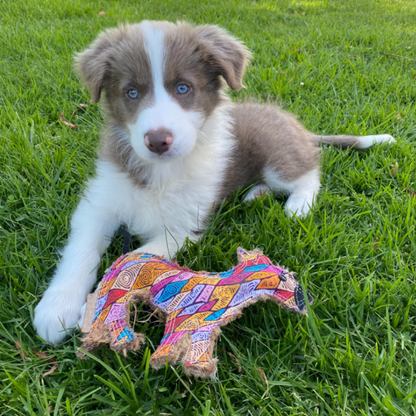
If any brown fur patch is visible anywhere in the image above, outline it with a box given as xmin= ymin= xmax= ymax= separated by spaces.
xmin=193 ymin=25 xmax=252 ymax=91
xmin=163 ymin=22 xmax=251 ymax=116
xmin=218 ymin=103 xmax=320 ymax=201
xmin=315 ymin=135 xmax=361 ymax=148
xmin=76 ymin=25 xmax=152 ymax=107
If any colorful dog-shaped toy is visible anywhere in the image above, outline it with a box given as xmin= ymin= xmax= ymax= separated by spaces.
xmin=78 ymin=247 xmax=313 ymax=378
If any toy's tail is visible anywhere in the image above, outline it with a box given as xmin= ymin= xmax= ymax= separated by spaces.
xmin=313 ymin=134 xmax=395 ymax=149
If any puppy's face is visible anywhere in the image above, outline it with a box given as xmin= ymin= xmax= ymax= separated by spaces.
xmin=76 ymin=21 xmax=250 ymax=162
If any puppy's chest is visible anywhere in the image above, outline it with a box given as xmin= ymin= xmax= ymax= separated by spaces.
xmin=105 ymin=131 xmax=232 ymax=237
xmin=123 ymin=172 xmax=222 ymax=236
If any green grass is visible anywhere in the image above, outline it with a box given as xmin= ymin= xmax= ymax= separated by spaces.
xmin=1 ymin=0 xmax=416 ymax=414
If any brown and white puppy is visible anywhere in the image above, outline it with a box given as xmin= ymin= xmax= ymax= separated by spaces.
xmin=34 ymin=21 xmax=395 ymax=344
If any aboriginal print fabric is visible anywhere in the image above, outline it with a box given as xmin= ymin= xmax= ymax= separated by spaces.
xmin=79 ymin=247 xmax=313 ymax=378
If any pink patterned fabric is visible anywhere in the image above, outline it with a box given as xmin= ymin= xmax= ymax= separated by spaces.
xmin=78 ymin=247 xmax=313 ymax=378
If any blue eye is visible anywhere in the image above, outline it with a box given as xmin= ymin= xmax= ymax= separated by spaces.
xmin=176 ymin=84 xmax=190 ymax=94
xmin=127 ymin=89 xmax=139 ymax=99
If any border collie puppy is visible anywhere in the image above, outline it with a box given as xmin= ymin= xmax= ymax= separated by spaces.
xmin=34 ymin=21 xmax=394 ymax=344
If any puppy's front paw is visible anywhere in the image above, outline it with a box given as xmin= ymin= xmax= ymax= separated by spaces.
xmin=34 ymin=288 xmax=86 ymax=345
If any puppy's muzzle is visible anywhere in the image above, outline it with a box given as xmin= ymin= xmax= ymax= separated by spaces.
xmin=144 ymin=129 xmax=173 ymax=155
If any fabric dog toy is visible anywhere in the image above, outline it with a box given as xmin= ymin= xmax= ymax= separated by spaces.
xmin=78 ymin=247 xmax=313 ymax=378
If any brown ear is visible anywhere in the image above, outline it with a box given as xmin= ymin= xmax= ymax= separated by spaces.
xmin=74 ymin=27 xmax=123 ymax=103
xmin=195 ymin=25 xmax=251 ymax=91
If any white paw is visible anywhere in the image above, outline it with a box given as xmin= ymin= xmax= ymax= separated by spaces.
xmin=284 ymin=195 xmax=312 ymax=218
xmin=34 ymin=287 xmax=87 ymax=345
xmin=243 ymin=185 xmax=271 ymax=203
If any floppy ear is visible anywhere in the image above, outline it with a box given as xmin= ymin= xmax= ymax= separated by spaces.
xmin=74 ymin=28 xmax=122 ymax=103
xmin=195 ymin=25 xmax=251 ymax=91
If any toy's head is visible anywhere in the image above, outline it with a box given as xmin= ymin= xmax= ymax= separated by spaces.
xmin=236 ymin=247 xmax=313 ymax=313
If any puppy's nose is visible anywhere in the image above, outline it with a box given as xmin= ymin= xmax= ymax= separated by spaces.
xmin=144 ymin=129 xmax=173 ymax=155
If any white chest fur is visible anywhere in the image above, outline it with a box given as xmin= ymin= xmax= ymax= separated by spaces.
xmin=91 ymin=106 xmax=234 ymax=244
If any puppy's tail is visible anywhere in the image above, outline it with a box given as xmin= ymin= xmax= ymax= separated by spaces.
xmin=314 ymin=134 xmax=395 ymax=149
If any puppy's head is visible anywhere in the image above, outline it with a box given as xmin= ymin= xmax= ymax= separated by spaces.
xmin=76 ymin=21 xmax=251 ymax=162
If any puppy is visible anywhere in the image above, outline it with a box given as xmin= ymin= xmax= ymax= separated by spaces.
xmin=34 ymin=21 xmax=394 ymax=344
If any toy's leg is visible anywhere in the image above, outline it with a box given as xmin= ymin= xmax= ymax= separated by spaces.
xmin=100 ymin=299 xmax=145 ymax=354
xmin=149 ymin=330 xmax=191 ymax=368
xmin=184 ymin=329 xmax=219 ymax=378
xmin=79 ymin=306 xmax=144 ymax=358
xmin=108 ymin=318 xmax=144 ymax=355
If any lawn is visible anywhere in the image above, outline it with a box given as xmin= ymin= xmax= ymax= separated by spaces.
xmin=1 ymin=0 xmax=416 ymax=414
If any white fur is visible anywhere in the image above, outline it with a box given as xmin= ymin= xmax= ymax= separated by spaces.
xmin=34 ymin=106 xmax=233 ymax=344
xmin=356 ymin=134 xmax=396 ymax=149
xmin=263 ymin=166 xmax=321 ymax=217
xmin=243 ymin=168 xmax=321 ymax=217
xmin=33 ymin=178 xmax=121 ymax=344
xmin=128 ymin=22 xmax=205 ymax=161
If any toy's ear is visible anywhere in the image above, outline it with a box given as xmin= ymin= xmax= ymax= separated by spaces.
xmin=237 ymin=247 xmax=248 ymax=262
xmin=75 ymin=27 xmax=123 ymax=103
xmin=237 ymin=247 xmax=262 ymax=262
xmin=195 ymin=25 xmax=251 ymax=91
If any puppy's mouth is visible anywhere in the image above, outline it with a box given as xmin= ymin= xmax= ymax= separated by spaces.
xmin=141 ymin=148 xmax=190 ymax=162
xmin=132 ymin=138 xmax=197 ymax=163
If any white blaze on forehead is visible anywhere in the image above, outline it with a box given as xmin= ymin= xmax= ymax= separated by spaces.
xmin=141 ymin=21 xmax=166 ymax=100
xmin=127 ymin=21 xmax=205 ymax=161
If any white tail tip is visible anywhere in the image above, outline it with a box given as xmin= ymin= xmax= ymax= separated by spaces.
xmin=357 ymin=134 xmax=396 ymax=149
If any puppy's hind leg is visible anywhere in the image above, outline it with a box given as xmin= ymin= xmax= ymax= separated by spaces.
xmin=243 ymin=184 xmax=272 ymax=203
xmin=284 ymin=169 xmax=321 ymax=217
xmin=264 ymin=167 xmax=321 ymax=218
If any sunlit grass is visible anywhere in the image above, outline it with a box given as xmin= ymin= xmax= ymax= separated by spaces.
xmin=1 ymin=0 xmax=416 ymax=414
